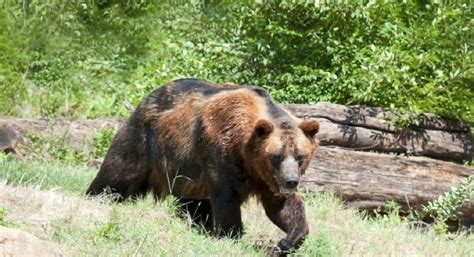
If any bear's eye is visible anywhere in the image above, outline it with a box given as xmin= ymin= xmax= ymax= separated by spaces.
xmin=270 ymin=154 xmax=283 ymax=164
xmin=296 ymin=154 xmax=305 ymax=163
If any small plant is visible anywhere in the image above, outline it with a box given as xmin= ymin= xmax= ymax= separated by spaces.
xmin=48 ymin=143 xmax=79 ymax=163
xmin=92 ymin=209 xmax=121 ymax=244
xmin=296 ymin=228 xmax=341 ymax=257
xmin=93 ymin=221 xmax=120 ymax=243
xmin=26 ymin=132 xmax=48 ymax=160
xmin=372 ymin=200 xmax=403 ymax=226
xmin=0 ymin=207 xmax=17 ymax=228
xmin=92 ymin=128 xmax=116 ymax=158
xmin=0 ymin=207 xmax=9 ymax=226
xmin=388 ymin=110 xmax=423 ymax=129
xmin=410 ymin=175 xmax=474 ymax=233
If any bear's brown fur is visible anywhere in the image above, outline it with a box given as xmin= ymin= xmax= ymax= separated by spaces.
xmin=86 ymin=79 xmax=320 ymax=253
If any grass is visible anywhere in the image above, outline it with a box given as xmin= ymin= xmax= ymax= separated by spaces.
xmin=1 ymin=156 xmax=474 ymax=256
xmin=0 ymin=156 xmax=96 ymax=193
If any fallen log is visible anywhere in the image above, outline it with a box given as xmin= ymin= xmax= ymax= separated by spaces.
xmin=286 ymin=102 xmax=470 ymax=133
xmin=285 ymin=103 xmax=473 ymax=163
xmin=0 ymin=117 xmax=124 ymax=153
xmin=316 ymin=119 xmax=472 ymax=163
xmin=301 ymin=146 xmax=474 ymax=219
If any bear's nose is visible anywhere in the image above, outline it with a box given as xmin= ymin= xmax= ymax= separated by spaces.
xmin=285 ymin=177 xmax=299 ymax=189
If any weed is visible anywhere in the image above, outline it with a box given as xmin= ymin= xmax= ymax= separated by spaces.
xmin=92 ymin=209 xmax=122 ymax=244
xmin=91 ymin=128 xmax=116 ymax=159
xmin=410 ymin=175 xmax=474 ymax=233
xmin=0 ymin=207 xmax=9 ymax=226
xmin=296 ymin=228 xmax=341 ymax=257
xmin=0 ymin=207 xmax=17 ymax=228
xmin=373 ymin=201 xmax=404 ymax=227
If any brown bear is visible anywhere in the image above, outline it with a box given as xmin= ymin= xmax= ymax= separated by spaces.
xmin=86 ymin=78 xmax=320 ymax=253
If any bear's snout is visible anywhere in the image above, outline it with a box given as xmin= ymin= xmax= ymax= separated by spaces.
xmin=285 ymin=176 xmax=299 ymax=189
xmin=277 ymin=156 xmax=300 ymax=196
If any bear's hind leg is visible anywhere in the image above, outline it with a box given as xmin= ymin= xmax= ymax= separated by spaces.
xmin=86 ymin=151 xmax=151 ymax=201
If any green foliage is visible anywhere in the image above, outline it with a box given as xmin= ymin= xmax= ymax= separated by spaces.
xmin=92 ymin=209 xmax=122 ymax=244
xmin=235 ymin=2 xmax=473 ymax=122
xmin=92 ymin=127 xmax=116 ymax=158
xmin=0 ymin=207 xmax=10 ymax=226
xmin=24 ymin=127 xmax=116 ymax=164
xmin=0 ymin=1 xmax=471 ymax=128
xmin=0 ymin=9 xmax=29 ymax=115
xmin=410 ymin=175 xmax=474 ymax=234
xmin=372 ymin=201 xmax=404 ymax=227
xmin=296 ymin=228 xmax=341 ymax=257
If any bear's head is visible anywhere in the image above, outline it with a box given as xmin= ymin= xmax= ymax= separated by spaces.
xmin=246 ymin=117 xmax=320 ymax=197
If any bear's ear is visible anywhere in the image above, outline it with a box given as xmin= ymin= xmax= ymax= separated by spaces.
xmin=299 ymin=119 xmax=320 ymax=138
xmin=255 ymin=119 xmax=274 ymax=138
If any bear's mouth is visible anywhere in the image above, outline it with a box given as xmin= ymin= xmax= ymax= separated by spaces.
xmin=273 ymin=175 xmax=298 ymax=198
xmin=278 ymin=187 xmax=297 ymax=198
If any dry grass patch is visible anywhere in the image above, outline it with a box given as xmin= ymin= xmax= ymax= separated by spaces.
xmin=2 ymin=183 xmax=473 ymax=256
xmin=0 ymin=182 xmax=110 ymax=240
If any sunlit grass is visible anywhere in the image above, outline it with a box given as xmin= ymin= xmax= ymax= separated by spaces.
xmin=1 ymin=157 xmax=473 ymax=256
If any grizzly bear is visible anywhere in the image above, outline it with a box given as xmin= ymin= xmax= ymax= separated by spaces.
xmin=86 ymin=78 xmax=320 ymax=253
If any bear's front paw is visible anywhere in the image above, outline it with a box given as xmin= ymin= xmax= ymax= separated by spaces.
xmin=272 ymin=246 xmax=286 ymax=257
xmin=275 ymin=239 xmax=292 ymax=256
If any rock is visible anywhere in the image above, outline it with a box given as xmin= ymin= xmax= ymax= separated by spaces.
xmin=0 ymin=227 xmax=65 ymax=256
xmin=0 ymin=125 xmax=18 ymax=154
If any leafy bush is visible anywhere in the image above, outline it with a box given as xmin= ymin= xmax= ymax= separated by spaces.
xmin=219 ymin=2 xmax=473 ymax=124
xmin=0 ymin=1 xmax=472 ymax=129
xmin=410 ymin=175 xmax=474 ymax=234
xmin=0 ymin=10 xmax=29 ymax=114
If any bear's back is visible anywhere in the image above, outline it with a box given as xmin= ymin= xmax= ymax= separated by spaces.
xmin=142 ymin=79 xmax=239 ymax=113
